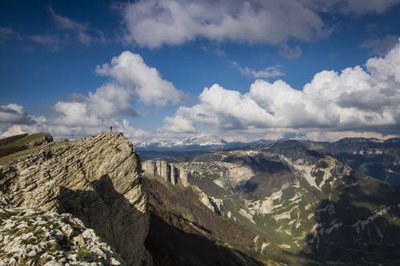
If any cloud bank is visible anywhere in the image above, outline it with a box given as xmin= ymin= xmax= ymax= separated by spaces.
xmin=163 ymin=41 xmax=400 ymax=136
xmin=2 ymin=42 xmax=400 ymax=142
xmin=121 ymin=0 xmax=400 ymax=48
xmin=122 ymin=0 xmax=325 ymax=48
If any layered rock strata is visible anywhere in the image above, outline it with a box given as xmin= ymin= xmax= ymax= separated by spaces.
xmin=0 ymin=133 xmax=150 ymax=266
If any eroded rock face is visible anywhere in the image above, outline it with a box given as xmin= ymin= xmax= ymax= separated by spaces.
xmin=0 ymin=133 xmax=150 ymax=266
xmin=142 ymin=160 xmax=188 ymax=186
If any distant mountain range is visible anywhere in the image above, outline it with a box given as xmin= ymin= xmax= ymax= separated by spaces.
xmin=137 ymin=136 xmax=400 ymax=187
xmin=138 ymin=134 xmax=400 ymax=150
xmin=137 ymin=134 xmax=228 ymax=148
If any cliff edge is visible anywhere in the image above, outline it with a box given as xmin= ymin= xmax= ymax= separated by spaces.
xmin=0 ymin=133 xmax=150 ymax=266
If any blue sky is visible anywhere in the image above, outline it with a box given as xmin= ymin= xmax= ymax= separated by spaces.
xmin=1 ymin=0 xmax=400 ymax=142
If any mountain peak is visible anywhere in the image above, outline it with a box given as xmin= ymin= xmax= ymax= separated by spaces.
xmin=178 ymin=134 xmax=227 ymax=146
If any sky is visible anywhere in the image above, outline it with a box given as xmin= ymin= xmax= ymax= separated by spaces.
xmin=1 ymin=0 xmax=400 ymax=143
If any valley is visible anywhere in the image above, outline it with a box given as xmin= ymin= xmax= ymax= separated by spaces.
xmin=141 ymin=136 xmax=400 ymax=265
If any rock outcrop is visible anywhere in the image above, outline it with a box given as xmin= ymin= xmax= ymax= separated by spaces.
xmin=142 ymin=160 xmax=188 ymax=186
xmin=0 ymin=203 xmax=125 ymax=265
xmin=0 ymin=133 xmax=53 ymax=157
xmin=0 ymin=133 xmax=150 ymax=266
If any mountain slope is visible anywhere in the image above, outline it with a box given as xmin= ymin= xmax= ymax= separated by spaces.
xmin=144 ymin=176 xmax=276 ymax=266
xmin=142 ymin=140 xmax=400 ymax=265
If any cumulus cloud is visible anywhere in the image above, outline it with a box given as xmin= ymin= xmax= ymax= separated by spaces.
xmin=96 ymin=51 xmax=182 ymax=106
xmin=231 ymin=62 xmax=284 ymax=79
xmin=0 ymin=51 xmax=181 ymax=141
xmin=121 ymin=0 xmax=325 ymax=48
xmin=162 ymin=115 xmax=197 ymax=133
xmin=45 ymin=51 xmax=180 ymax=137
xmin=50 ymin=50 xmax=181 ymax=131
xmin=0 ymin=104 xmax=35 ymax=124
xmin=53 ymin=82 xmax=136 ymax=127
xmin=0 ymin=104 xmax=48 ymax=138
xmin=163 ymin=41 xmax=400 ymax=136
xmin=0 ymin=104 xmax=149 ymax=141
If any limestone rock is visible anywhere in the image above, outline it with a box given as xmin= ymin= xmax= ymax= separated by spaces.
xmin=142 ymin=160 xmax=188 ymax=187
xmin=0 ymin=205 xmax=125 ymax=266
xmin=0 ymin=133 xmax=150 ymax=266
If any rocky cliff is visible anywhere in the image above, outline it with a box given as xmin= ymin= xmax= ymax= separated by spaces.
xmin=0 ymin=133 xmax=150 ymax=266
xmin=143 ymin=160 xmax=188 ymax=186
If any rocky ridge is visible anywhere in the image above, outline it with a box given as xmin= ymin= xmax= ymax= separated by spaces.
xmin=0 ymin=133 xmax=150 ymax=266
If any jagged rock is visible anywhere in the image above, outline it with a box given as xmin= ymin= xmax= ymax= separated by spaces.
xmin=0 ymin=205 xmax=125 ymax=266
xmin=0 ymin=133 xmax=150 ymax=266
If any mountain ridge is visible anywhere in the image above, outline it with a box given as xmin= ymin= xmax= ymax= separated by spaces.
xmin=0 ymin=133 xmax=151 ymax=266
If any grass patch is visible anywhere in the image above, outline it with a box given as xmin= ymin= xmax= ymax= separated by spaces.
xmin=77 ymin=247 xmax=91 ymax=259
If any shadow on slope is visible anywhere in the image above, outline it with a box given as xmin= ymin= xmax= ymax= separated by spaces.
xmin=146 ymin=211 xmax=262 ymax=266
xmin=300 ymin=175 xmax=400 ymax=265
xmin=58 ymin=175 xmax=149 ymax=266
xmin=144 ymin=177 xmax=265 ymax=266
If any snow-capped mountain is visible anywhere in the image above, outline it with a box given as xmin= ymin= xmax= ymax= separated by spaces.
xmin=136 ymin=134 xmax=227 ymax=148
xmin=176 ymin=134 xmax=227 ymax=146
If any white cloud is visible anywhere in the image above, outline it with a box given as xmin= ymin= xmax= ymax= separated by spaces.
xmin=162 ymin=115 xmax=197 ymax=133
xmin=0 ymin=104 xmax=48 ymax=138
xmin=120 ymin=0 xmax=400 ymax=49
xmin=163 ymin=41 xmax=400 ymax=135
xmin=121 ymin=0 xmax=325 ymax=48
xmin=232 ymin=62 xmax=284 ymax=79
xmin=96 ymin=51 xmax=182 ymax=106
xmin=0 ymin=104 xmax=35 ymax=124
xmin=46 ymin=51 xmax=181 ymax=137
xmin=0 ymin=51 xmax=181 ymax=142
xmin=0 ymin=107 xmax=149 ymax=141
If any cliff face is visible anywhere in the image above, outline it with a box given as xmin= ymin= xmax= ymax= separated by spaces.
xmin=0 ymin=133 xmax=150 ymax=266
xmin=142 ymin=160 xmax=188 ymax=186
